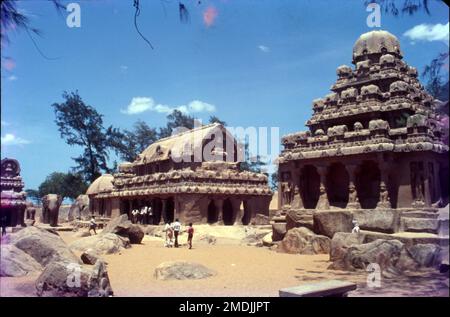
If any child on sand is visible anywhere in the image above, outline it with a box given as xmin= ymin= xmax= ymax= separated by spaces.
xmin=186 ymin=223 xmax=194 ymax=249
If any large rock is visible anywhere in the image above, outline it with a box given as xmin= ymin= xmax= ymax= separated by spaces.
xmin=406 ymin=244 xmax=441 ymax=267
xmin=102 ymin=214 xmax=132 ymax=236
xmin=278 ymin=227 xmax=331 ymax=255
xmin=68 ymin=195 xmax=90 ymax=221
xmin=11 ymin=226 xmax=80 ymax=267
xmin=128 ymin=225 xmax=144 ymax=244
xmin=154 ymin=261 xmax=216 ymax=280
xmin=313 ymin=210 xmax=353 ymax=238
xmin=80 ymin=249 xmax=103 ymax=265
xmin=58 ymin=205 xmax=71 ymax=223
xmin=0 ymin=245 xmax=43 ymax=277
xmin=329 ymin=239 xmax=404 ymax=272
xmin=401 ymin=218 xmax=439 ymax=233
xmin=35 ymin=260 xmax=113 ymax=297
xmin=329 ymin=232 xmax=366 ymax=264
xmin=69 ymin=233 xmax=130 ymax=255
xmin=272 ymin=223 xmax=287 ymax=242
xmin=262 ymin=233 xmax=274 ymax=247
xmin=353 ymin=209 xmax=399 ymax=233
xmin=286 ymin=210 xmax=314 ymax=231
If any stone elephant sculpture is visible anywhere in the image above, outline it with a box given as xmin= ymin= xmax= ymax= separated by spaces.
xmin=25 ymin=201 xmax=36 ymax=220
xmin=42 ymin=194 xmax=63 ymax=227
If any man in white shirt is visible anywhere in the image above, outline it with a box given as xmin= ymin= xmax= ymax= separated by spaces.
xmin=140 ymin=206 xmax=147 ymax=225
xmin=172 ymin=218 xmax=181 ymax=248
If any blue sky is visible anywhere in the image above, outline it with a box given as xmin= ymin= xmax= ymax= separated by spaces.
xmin=1 ymin=0 xmax=449 ymax=190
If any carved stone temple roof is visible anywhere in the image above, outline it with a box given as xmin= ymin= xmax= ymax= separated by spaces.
xmin=279 ymin=30 xmax=448 ymax=164
xmin=88 ymin=124 xmax=272 ymax=199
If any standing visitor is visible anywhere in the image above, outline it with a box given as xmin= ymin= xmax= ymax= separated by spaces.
xmin=164 ymin=222 xmax=173 ymax=247
xmin=172 ymin=218 xmax=181 ymax=248
xmin=148 ymin=206 xmax=153 ymax=225
xmin=186 ymin=222 xmax=194 ymax=250
xmin=89 ymin=216 xmax=97 ymax=235
xmin=140 ymin=206 xmax=147 ymax=225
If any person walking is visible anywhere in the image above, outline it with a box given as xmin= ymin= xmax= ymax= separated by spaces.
xmin=89 ymin=216 xmax=97 ymax=235
xmin=172 ymin=218 xmax=181 ymax=248
xmin=148 ymin=206 xmax=153 ymax=225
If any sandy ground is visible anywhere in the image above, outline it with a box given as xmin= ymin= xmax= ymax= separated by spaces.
xmin=1 ymin=226 xmax=448 ymax=297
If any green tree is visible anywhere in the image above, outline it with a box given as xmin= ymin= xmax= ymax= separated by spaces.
xmin=208 ymin=115 xmax=227 ymax=126
xmin=38 ymin=172 xmax=88 ymax=201
xmin=113 ymin=120 xmax=159 ymax=162
xmin=52 ymin=91 xmax=122 ymax=183
xmin=239 ymin=141 xmax=267 ymax=173
xmin=270 ymin=171 xmax=279 ymax=192
xmin=158 ymin=110 xmax=198 ymax=138
xmin=25 ymin=189 xmax=41 ymax=205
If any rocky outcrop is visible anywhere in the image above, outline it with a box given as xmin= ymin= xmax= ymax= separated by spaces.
xmin=353 ymin=209 xmax=399 ymax=233
xmin=102 ymin=214 xmax=132 ymax=235
xmin=80 ymin=249 xmax=103 ymax=265
xmin=11 ymin=226 xmax=80 ymax=267
xmin=262 ymin=233 xmax=274 ymax=247
xmin=272 ymin=223 xmax=287 ymax=242
xmin=35 ymin=260 xmax=113 ymax=297
xmin=0 ymin=245 xmax=43 ymax=277
xmin=154 ymin=261 xmax=216 ymax=280
xmin=329 ymin=238 xmax=404 ymax=273
xmin=69 ymin=233 xmax=130 ymax=255
xmin=313 ymin=210 xmax=353 ymax=238
xmin=329 ymin=232 xmax=366 ymax=265
xmin=278 ymin=227 xmax=331 ymax=254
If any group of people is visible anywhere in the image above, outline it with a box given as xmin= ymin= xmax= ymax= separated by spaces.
xmin=131 ymin=206 xmax=153 ymax=225
xmin=164 ymin=218 xmax=194 ymax=249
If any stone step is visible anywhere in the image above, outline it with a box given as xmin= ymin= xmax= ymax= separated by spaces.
xmin=400 ymin=211 xmax=440 ymax=219
xmin=400 ymin=217 xmax=439 ymax=234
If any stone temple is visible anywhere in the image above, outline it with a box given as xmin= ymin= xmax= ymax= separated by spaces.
xmin=277 ymin=30 xmax=449 ymax=236
xmin=86 ymin=123 xmax=272 ymax=225
xmin=0 ymin=158 xmax=26 ymax=227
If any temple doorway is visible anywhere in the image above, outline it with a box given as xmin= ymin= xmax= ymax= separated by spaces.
xmin=327 ymin=162 xmax=349 ymax=208
xmin=241 ymin=200 xmax=252 ymax=225
xmin=207 ymin=200 xmax=218 ymax=224
xmin=356 ymin=160 xmax=381 ymax=209
xmin=301 ymin=165 xmax=320 ymax=209
xmin=163 ymin=197 xmax=175 ymax=223
xmin=222 ymin=198 xmax=234 ymax=225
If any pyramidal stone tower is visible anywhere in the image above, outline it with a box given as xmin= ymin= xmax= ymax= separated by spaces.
xmin=277 ymin=30 xmax=448 ymax=236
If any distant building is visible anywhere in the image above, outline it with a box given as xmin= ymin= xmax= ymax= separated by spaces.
xmin=278 ymin=31 xmax=448 ymax=229
xmin=87 ymin=123 xmax=272 ymax=225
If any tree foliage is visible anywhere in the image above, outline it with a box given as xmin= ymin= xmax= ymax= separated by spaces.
xmin=422 ymin=52 xmax=449 ymax=101
xmin=37 ymin=172 xmax=88 ymax=201
xmin=365 ymin=0 xmax=430 ymax=16
xmin=52 ymin=91 xmax=122 ymax=183
xmin=25 ymin=189 xmax=41 ymax=205
xmin=113 ymin=120 xmax=159 ymax=162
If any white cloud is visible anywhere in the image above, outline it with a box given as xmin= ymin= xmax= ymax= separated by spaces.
xmin=121 ymin=97 xmax=216 ymax=115
xmin=404 ymin=22 xmax=449 ymax=45
xmin=120 ymin=65 xmax=128 ymax=72
xmin=1 ymin=133 xmax=30 ymax=146
xmin=121 ymin=97 xmax=155 ymax=114
xmin=258 ymin=45 xmax=270 ymax=53
xmin=7 ymin=75 xmax=17 ymax=81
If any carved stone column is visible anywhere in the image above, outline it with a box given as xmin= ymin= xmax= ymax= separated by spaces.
xmin=215 ymin=198 xmax=224 ymax=225
xmin=423 ymin=161 xmax=432 ymax=207
xmin=377 ymin=164 xmax=391 ymax=209
xmin=292 ymin=170 xmax=303 ymax=209
xmin=346 ymin=164 xmax=361 ymax=209
xmin=316 ymin=165 xmax=330 ymax=210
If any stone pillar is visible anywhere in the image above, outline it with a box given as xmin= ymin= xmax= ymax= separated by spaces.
xmin=377 ymin=164 xmax=391 ymax=209
xmin=292 ymin=169 xmax=303 ymax=209
xmin=433 ymin=163 xmax=442 ymax=207
xmin=232 ymin=198 xmax=243 ymax=225
xmin=128 ymin=200 xmax=133 ymax=220
xmin=215 ymin=198 xmax=224 ymax=225
xmin=316 ymin=165 xmax=329 ymax=210
xmin=160 ymin=199 xmax=167 ymax=224
xmin=346 ymin=164 xmax=361 ymax=209
xmin=423 ymin=161 xmax=432 ymax=207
